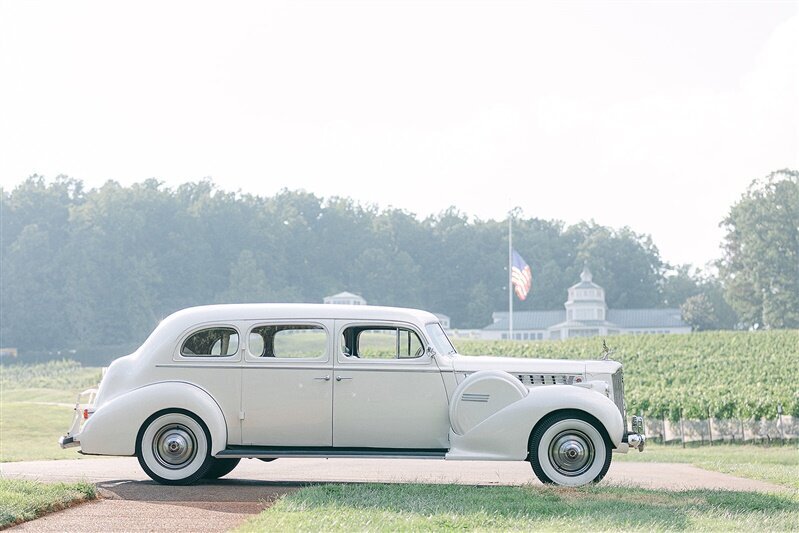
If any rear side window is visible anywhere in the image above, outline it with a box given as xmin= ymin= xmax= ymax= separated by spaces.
xmin=248 ymin=324 xmax=327 ymax=359
xmin=181 ymin=327 xmax=239 ymax=357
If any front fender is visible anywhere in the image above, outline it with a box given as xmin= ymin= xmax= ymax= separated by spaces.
xmin=447 ymin=385 xmax=623 ymax=461
xmin=77 ymin=381 xmax=228 ymax=456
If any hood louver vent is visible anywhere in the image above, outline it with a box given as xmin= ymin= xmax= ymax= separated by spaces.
xmin=515 ymin=374 xmax=578 ymax=386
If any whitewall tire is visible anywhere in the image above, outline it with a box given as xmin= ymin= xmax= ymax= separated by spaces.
xmin=529 ymin=411 xmax=611 ymax=487
xmin=136 ymin=409 xmax=213 ymax=485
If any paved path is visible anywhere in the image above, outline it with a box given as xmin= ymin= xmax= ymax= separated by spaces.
xmin=1 ymin=457 xmax=788 ymax=532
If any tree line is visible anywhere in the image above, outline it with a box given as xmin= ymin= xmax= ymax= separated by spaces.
xmin=1 ymin=169 xmax=797 ymax=352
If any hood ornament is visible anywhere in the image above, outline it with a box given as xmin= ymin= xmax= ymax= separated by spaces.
xmin=599 ymin=340 xmax=614 ymax=361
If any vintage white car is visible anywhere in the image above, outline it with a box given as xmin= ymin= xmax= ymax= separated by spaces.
xmin=60 ymin=304 xmax=645 ymax=486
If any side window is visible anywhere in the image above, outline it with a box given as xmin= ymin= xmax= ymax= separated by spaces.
xmin=357 ymin=329 xmax=397 ymax=359
xmin=344 ymin=326 xmax=425 ymax=359
xmin=248 ymin=324 xmax=327 ymax=359
xmin=182 ymin=327 xmax=239 ymax=357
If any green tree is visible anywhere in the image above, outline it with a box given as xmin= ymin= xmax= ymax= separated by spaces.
xmin=0 ymin=176 xmax=82 ymax=350
xmin=680 ymin=293 xmax=715 ymax=331
xmin=661 ymin=265 xmax=702 ymax=307
xmin=719 ymin=169 xmax=799 ymax=329
xmin=1 ymin=175 xmax=689 ymax=351
xmin=571 ymin=223 xmax=664 ymax=309
xmin=464 ymin=282 xmax=494 ymax=328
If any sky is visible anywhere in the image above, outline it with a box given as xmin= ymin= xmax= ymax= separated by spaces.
xmin=1 ymin=1 xmax=797 ymax=268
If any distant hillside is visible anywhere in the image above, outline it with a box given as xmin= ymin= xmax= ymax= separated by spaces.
xmin=455 ymin=330 xmax=799 ymax=419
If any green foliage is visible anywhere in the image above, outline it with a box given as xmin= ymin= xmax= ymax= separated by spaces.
xmin=720 ymin=169 xmax=799 ymax=329
xmin=0 ymin=479 xmax=96 ymax=528
xmin=237 ymin=483 xmax=799 ymax=532
xmin=2 ymin=177 xmax=670 ymax=352
xmin=0 ymin=360 xmax=101 ymax=391
xmin=681 ymin=294 xmax=719 ymax=331
xmin=664 ymin=266 xmax=738 ymax=330
xmin=661 ymin=265 xmax=702 ymax=307
xmin=455 ymin=330 xmax=799 ymax=420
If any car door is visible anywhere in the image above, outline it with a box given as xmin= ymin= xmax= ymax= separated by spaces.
xmin=332 ymin=320 xmax=450 ymax=449
xmin=241 ymin=320 xmax=334 ymax=446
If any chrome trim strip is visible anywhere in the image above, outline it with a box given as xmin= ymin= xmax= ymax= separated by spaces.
xmin=461 ymin=393 xmax=490 ymax=402
xmin=329 ymin=367 xmax=442 ymax=373
xmin=156 ymin=364 xmax=243 ymax=369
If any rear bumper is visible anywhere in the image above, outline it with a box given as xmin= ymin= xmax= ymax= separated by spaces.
xmin=58 ymin=387 xmax=97 ymax=450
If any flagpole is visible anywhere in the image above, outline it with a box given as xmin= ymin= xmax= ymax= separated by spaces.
xmin=508 ymin=212 xmax=513 ymax=341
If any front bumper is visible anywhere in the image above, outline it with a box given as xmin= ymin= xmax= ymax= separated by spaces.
xmin=624 ymin=415 xmax=646 ymax=452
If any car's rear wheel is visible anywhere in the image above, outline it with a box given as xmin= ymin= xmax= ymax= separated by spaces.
xmin=137 ymin=409 xmax=213 ymax=485
xmin=204 ymin=457 xmax=240 ymax=479
xmin=529 ymin=411 xmax=611 ymax=487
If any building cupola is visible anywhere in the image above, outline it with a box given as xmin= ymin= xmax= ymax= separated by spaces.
xmin=565 ymin=264 xmax=607 ymax=321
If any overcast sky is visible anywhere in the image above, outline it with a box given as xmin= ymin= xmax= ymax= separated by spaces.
xmin=1 ymin=1 xmax=797 ymax=268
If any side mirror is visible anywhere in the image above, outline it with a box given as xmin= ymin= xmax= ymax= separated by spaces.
xmin=426 ymin=346 xmax=437 ymax=358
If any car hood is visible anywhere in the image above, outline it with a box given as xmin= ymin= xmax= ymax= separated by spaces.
xmin=450 ymin=354 xmax=621 ymax=376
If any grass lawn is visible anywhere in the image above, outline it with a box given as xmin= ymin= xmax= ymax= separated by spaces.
xmin=0 ymin=396 xmax=89 ymax=462
xmin=616 ymin=443 xmax=799 ymax=489
xmin=0 ymin=478 xmax=96 ymax=528
xmin=1 ymin=361 xmax=102 ymax=462
xmin=237 ymin=483 xmax=799 ymax=532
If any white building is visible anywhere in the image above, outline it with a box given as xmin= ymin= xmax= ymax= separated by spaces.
xmin=481 ymin=266 xmax=691 ymax=340
xmin=323 ymin=291 xmax=367 ymax=306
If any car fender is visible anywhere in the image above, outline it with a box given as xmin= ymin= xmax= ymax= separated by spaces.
xmin=77 ymin=381 xmax=228 ymax=456
xmin=447 ymin=384 xmax=624 ymax=461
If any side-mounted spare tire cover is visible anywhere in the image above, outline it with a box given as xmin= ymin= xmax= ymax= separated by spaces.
xmin=449 ymin=370 xmax=528 ymax=435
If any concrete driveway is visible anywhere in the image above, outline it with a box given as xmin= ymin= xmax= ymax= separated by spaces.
xmin=1 ymin=457 xmax=787 ymax=532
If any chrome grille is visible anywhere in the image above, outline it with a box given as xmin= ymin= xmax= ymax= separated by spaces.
xmin=516 ymin=374 xmax=578 ymax=386
xmin=611 ymin=369 xmax=626 ymax=428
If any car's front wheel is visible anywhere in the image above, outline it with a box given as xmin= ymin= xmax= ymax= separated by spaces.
xmin=529 ymin=411 xmax=611 ymax=487
xmin=136 ymin=409 xmax=213 ymax=485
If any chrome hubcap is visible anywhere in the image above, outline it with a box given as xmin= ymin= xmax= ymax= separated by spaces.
xmin=153 ymin=424 xmax=196 ymax=469
xmin=549 ymin=430 xmax=594 ymax=476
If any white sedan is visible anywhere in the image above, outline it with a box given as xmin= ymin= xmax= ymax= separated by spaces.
xmin=60 ymin=304 xmax=645 ymax=486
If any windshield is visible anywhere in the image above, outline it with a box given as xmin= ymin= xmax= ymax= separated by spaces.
xmin=425 ymin=323 xmax=457 ymax=356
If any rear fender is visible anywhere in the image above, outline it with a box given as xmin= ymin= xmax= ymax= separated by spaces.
xmin=77 ymin=381 xmax=228 ymax=456
xmin=447 ymin=385 xmax=623 ymax=461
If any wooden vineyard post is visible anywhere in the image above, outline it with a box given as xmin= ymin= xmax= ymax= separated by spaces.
xmin=680 ymin=408 xmax=686 ymax=449
xmin=708 ymin=407 xmax=713 ymax=447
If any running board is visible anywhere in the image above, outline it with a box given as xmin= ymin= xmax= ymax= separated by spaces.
xmin=216 ymin=446 xmax=448 ymax=459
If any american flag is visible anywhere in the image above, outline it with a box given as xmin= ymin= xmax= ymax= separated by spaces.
xmin=511 ymin=249 xmax=532 ymax=301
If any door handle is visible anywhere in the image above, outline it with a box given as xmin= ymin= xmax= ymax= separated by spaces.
xmin=314 ymin=375 xmax=331 ymax=381
xmin=335 ymin=376 xmax=352 ymax=381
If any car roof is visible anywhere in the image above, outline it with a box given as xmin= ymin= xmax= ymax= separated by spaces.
xmin=161 ymin=303 xmax=440 ymax=330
